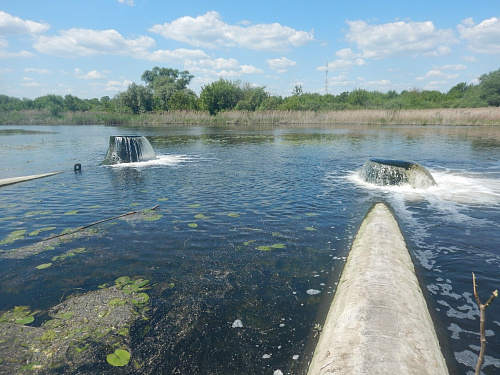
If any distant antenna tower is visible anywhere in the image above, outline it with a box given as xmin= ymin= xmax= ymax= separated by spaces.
xmin=324 ymin=62 xmax=329 ymax=94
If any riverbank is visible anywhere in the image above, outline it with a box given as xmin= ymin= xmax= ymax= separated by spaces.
xmin=1 ymin=107 xmax=500 ymax=126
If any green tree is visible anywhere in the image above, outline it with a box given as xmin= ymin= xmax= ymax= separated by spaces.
xmin=478 ymin=68 xmax=500 ymax=106
xmin=168 ymin=89 xmax=198 ymax=110
xmin=141 ymin=67 xmax=194 ymax=111
xmin=234 ymin=84 xmax=268 ymax=111
xmin=115 ymin=83 xmax=153 ymax=114
xmin=199 ymin=79 xmax=244 ymax=115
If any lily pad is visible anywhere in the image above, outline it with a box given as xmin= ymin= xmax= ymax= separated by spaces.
xmin=63 ymin=210 xmax=79 ymax=216
xmin=227 ymin=213 xmax=240 ymax=217
xmin=194 ymin=213 xmax=208 ymax=220
xmin=15 ymin=316 xmax=34 ymax=325
xmin=305 ymin=227 xmax=317 ymax=231
xmin=188 ymin=204 xmax=201 ymax=208
xmin=157 ymin=197 xmax=169 ymax=201
xmin=143 ymin=214 xmax=162 ymax=222
xmin=188 ymin=223 xmax=198 ymax=228
xmin=107 ymin=349 xmax=131 ymax=367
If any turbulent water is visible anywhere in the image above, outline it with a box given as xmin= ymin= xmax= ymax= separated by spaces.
xmin=0 ymin=125 xmax=499 ymax=374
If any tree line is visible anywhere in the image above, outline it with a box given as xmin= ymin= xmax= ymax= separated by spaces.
xmin=1 ymin=66 xmax=499 ymax=116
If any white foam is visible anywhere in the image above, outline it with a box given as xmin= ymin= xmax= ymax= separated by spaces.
xmin=106 ymin=154 xmax=197 ymax=168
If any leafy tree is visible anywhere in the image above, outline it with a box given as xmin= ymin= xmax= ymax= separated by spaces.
xmin=199 ymin=79 xmax=244 ymax=114
xmin=234 ymin=84 xmax=268 ymax=111
xmin=478 ymin=68 xmax=500 ymax=106
xmin=115 ymin=83 xmax=153 ymax=114
xmin=167 ymin=89 xmax=198 ymax=110
xmin=348 ymin=89 xmax=370 ymax=108
xmin=141 ymin=67 xmax=194 ymax=111
xmin=292 ymin=85 xmax=303 ymax=96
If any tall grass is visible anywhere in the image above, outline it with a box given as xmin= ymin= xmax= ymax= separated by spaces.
xmin=1 ymin=108 xmax=500 ymax=126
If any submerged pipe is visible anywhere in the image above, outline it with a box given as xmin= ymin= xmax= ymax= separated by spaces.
xmin=100 ymin=135 xmax=156 ymax=165
xmin=359 ymin=158 xmax=437 ymax=189
xmin=307 ymin=203 xmax=448 ymax=375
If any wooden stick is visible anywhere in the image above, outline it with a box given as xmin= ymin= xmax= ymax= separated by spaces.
xmin=43 ymin=205 xmax=160 ymax=241
xmin=473 ymin=272 xmax=498 ymax=375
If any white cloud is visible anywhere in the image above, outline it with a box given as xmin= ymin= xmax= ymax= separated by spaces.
xmin=416 ymin=69 xmax=460 ymax=81
xmin=74 ymin=68 xmax=106 ymax=80
xmin=0 ymin=11 xmax=50 ymax=35
xmin=320 ymin=49 xmax=366 ymax=73
xmin=24 ymin=67 xmax=51 ymax=74
xmin=117 ymin=0 xmax=135 ymax=6
xmin=33 ymin=28 xmax=156 ymax=58
xmin=266 ymin=57 xmax=296 ymax=73
xmin=0 ymin=36 xmax=34 ymax=58
xmin=458 ymin=17 xmax=500 ymax=54
xmin=149 ymin=11 xmax=314 ymax=52
xmin=185 ymin=56 xmax=262 ymax=79
xmin=435 ymin=64 xmax=466 ymax=70
xmin=345 ymin=20 xmax=457 ymax=59
xmin=147 ymin=48 xmax=208 ymax=63
xmin=105 ymin=79 xmax=133 ymax=92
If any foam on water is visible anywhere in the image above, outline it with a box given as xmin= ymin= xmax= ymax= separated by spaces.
xmin=105 ymin=154 xmax=197 ymax=168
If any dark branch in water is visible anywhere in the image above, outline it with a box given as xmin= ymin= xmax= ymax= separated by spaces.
xmin=43 ymin=204 xmax=160 ymax=241
xmin=472 ymin=272 xmax=498 ymax=375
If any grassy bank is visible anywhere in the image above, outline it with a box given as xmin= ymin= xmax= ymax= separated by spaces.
xmin=1 ymin=107 xmax=500 ymax=126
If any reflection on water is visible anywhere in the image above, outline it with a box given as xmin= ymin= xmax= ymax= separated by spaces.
xmin=0 ymin=124 xmax=499 ymax=374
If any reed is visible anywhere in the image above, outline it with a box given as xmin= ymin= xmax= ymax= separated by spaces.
xmin=1 ymin=107 xmax=500 ymax=126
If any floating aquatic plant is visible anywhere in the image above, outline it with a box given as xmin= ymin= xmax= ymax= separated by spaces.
xmin=107 ymin=349 xmax=131 ymax=367
xmin=188 ymin=223 xmax=198 ymax=228
xmin=63 ymin=210 xmax=79 ymax=215
xmin=188 ymin=204 xmax=201 ymax=208
xmin=157 ymin=197 xmax=169 ymax=201
xmin=25 ymin=211 xmax=52 ymax=217
xmin=29 ymin=227 xmax=56 ymax=236
xmin=194 ymin=213 xmax=209 ymax=220
xmin=227 ymin=213 xmax=240 ymax=217
xmin=305 ymin=227 xmax=317 ymax=231
xmin=143 ymin=214 xmax=162 ymax=221
xmin=36 ymin=263 xmax=52 ymax=270
xmin=0 ymin=306 xmax=35 ymax=325
xmin=0 ymin=229 xmax=27 ymax=245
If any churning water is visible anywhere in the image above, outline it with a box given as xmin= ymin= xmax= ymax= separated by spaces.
xmin=0 ymin=125 xmax=499 ymax=374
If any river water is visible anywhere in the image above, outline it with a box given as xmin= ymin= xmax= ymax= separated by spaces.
xmin=0 ymin=124 xmax=499 ymax=374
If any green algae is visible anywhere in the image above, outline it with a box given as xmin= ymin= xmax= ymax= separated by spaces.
xmin=29 ymin=227 xmax=57 ymax=236
xmin=36 ymin=263 xmax=52 ymax=270
xmin=0 ymin=229 xmax=27 ymax=245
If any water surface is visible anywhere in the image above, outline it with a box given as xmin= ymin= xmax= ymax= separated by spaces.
xmin=0 ymin=124 xmax=499 ymax=374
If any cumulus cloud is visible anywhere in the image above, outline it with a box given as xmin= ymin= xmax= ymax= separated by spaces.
xmin=345 ymin=20 xmax=457 ymax=59
xmin=105 ymin=79 xmax=133 ymax=92
xmin=458 ymin=17 xmax=500 ymax=54
xmin=185 ymin=56 xmax=263 ymax=79
xmin=319 ymin=49 xmax=366 ymax=73
xmin=24 ymin=67 xmax=51 ymax=74
xmin=149 ymin=11 xmax=314 ymax=52
xmin=33 ymin=28 xmax=156 ymax=58
xmin=416 ymin=69 xmax=460 ymax=81
xmin=0 ymin=11 xmax=50 ymax=35
xmin=117 ymin=0 xmax=135 ymax=6
xmin=266 ymin=57 xmax=296 ymax=73
xmin=74 ymin=68 xmax=107 ymax=80
xmin=147 ymin=48 xmax=208 ymax=63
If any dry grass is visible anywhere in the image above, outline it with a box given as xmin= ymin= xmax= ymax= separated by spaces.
xmin=214 ymin=108 xmax=500 ymax=126
xmin=2 ymin=107 xmax=500 ymax=126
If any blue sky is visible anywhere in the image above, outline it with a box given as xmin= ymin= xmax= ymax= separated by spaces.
xmin=1 ymin=0 xmax=499 ymax=99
